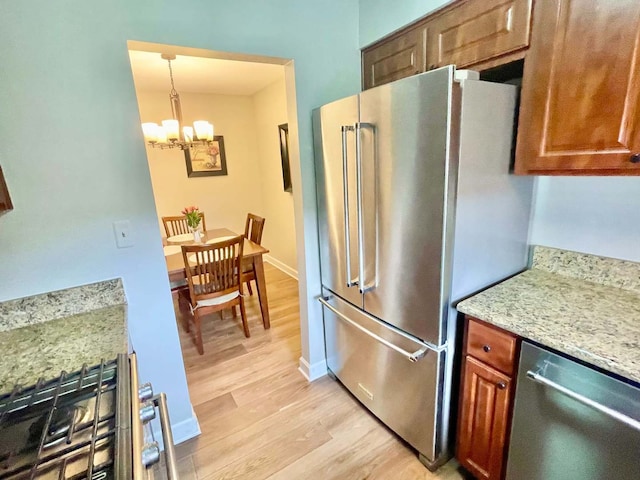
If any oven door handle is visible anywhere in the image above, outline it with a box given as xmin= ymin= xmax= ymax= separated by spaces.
xmin=526 ymin=370 xmax=640 ymax=432
xmin=152 ymin=393 xmax=179 ymax=480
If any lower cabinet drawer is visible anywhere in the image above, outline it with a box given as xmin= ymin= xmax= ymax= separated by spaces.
xmin=321 ymin=294 xmax=444 ymax=463
xmin=466 ymin=317 xmax=518 ymax=375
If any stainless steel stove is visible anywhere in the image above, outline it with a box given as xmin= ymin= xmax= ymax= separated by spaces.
xmin=0 ymin=354 xmax=177 ymax=479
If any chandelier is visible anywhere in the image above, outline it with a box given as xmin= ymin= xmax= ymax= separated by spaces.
xmin=141 ymin=54 xmax=214 ymax=150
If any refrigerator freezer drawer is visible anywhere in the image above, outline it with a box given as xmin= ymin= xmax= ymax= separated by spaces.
xmin=320 ymin=294 xmax=444 ymax=463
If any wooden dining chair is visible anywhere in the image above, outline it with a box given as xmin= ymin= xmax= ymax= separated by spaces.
xmin=243 ymin=213 xmax=266 ymax=296
xmin=178 ymin=236 xmax=249 ymax=355
xmin=162 ymin=213 xmax=207 ymax=237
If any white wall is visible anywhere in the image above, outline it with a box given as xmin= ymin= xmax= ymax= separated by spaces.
xmin=136 ymin=90 xmax=264 ymax=236
xmin=359 ymin=0 xmax=450 ymax=46
xmin=530 ymin=177 xmax=640 ymax=262
xmin=0 ymin=0 xmax=360 ymax=442
xmin=253 ymin=78 xmax=298 ymax=275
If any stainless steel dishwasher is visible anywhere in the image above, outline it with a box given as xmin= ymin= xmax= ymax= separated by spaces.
xmin=506 ymin=342 xmax=640 ymax=480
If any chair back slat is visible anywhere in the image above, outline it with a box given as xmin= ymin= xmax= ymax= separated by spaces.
xmin=244 ymin=213 xmax=265 ymax=245
xmin=163 ymin=213 xmax=207 ymax=237
xmin=181 ymin=236 xmax=243 ymax=303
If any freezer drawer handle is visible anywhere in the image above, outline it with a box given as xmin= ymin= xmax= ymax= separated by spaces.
xmin=341 ymin=125 xmax=358 ymax=288
xmin=318 ymin=297 xmax=429 ymax=362
xmin=526 ymin=370 xmax=640 ymax=432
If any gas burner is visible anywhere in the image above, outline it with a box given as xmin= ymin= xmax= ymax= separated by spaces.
xmin=0 ymin=360 xmax=119 ymax=479
xmin=0 ymin=354 xmax=176 ymax=480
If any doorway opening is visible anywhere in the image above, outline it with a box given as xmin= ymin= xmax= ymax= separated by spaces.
xmin=127 ymin=41 xmax=303 ymax=404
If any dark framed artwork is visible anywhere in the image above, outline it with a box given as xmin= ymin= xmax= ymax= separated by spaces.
xmin=278 ymin=123 xmax=292 ymax=192
xmin=184 ymin=135 xmax=228 ymax=177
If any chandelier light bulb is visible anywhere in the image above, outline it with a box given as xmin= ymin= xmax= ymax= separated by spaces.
xmin=156 ymin=126 xmax=168 ymax=144
xmin=193 ymin=121 xmax=209 ymax=141
xmin=141 ymin=123 xmax=159 ymax=143
xmin=206 ymin=123 xmax=214 ymax=141
xmin=162 ymin=119 xmax=180 ymax=141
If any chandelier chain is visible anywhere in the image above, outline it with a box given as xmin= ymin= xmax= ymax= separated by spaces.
xmin=167 ymin=59 xmax=178 ymax=97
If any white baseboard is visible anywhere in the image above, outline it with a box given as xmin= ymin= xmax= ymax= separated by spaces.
xmin=152 ymin=408 xmax=201 ymax=450
xmin=264 ymin=255 xmax=298 ymax=280
xmin=298 ymin=357 xmax=327 ymax=382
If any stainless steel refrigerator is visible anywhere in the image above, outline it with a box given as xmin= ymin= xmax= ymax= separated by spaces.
xmin=313 ymin=66 xmax=533 ymax=469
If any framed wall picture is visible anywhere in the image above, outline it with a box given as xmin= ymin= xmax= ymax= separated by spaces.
xmin=278 ymin=123 xmax=292 ymax=192
xmin=184 ymin=135 xmax=228 ymax=177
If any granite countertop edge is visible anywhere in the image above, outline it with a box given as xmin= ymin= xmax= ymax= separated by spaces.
xmin=457 ymin=269 xmax=640 ymax=385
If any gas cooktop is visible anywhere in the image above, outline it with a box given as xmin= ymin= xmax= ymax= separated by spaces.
xmin=0 ymin=354 xmax=177 ymax=480
xmin=0 ymin=359 xmax=124 ymax=479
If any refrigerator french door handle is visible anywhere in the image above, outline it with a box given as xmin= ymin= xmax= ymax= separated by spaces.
xmin=526 ymin=370 xmax=640 ymax=432
xmin=341 ymin=125 xmax=358 ymax=288
xmin=355 ymin=122 xmax=375 ymax=294
xmin=318 ymin=296 xmax=434 ymax=362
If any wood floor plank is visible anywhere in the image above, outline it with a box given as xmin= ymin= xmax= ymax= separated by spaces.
xmin=170 ymin=263 xmax=465 ymax=480
xmin=199 ymin=423 xmax=332 ymax=480
xmin=193 ymin=391 xmax=238 ymax=420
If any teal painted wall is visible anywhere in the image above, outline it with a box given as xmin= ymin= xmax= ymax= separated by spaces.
xmin=359 ymin=0 xmax=449 ymax=46
xmin=0 ymin=0 xmax=359 ymax=439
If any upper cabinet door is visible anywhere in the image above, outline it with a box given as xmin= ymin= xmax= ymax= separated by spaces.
xmin=515 ymin=0 xmax=640 ymax=175
xmin=361 ymin=23 xmax=428 ymax=90
xmin=427 ymin=0 xmax=533 ymax=70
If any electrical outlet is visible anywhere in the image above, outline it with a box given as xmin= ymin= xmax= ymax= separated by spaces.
xmin=113 ymin=220 xmax=134 ymax=248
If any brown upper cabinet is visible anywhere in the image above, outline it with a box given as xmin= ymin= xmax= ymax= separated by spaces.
xmin=426 ymin=0 xmax=532 ymax=71
xmin=361 ymin=0 xmax=532 ymax=90
xmin=362 ymin=22 xmax=428 ymax=90
xmin=515 ymin=0 xmax=640 ymax=175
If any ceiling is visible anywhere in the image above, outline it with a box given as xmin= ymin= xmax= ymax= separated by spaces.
xmin=128 ymin=50 xmax=285 ymax=96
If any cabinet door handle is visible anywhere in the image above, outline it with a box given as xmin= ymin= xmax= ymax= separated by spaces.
xmin=630 ymin=153 xmax=640 ymax=163
xmin=497 ymin=381 xmax=507 ymax=390
xmin=482 ymin=344 xmax=491 ymax=353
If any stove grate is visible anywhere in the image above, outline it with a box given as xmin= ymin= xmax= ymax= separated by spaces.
xmin=0 ymin=359 xmax=120 ymax=480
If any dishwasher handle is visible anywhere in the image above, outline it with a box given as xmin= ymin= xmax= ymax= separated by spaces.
xmin=526 ymin=370 xmax=640 ymax=433
xmin=318 ymin=296 xmax=430 ymax=362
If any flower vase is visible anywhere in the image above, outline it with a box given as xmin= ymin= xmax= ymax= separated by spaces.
xmin=191 ymin=227 xmax=202 ymax=243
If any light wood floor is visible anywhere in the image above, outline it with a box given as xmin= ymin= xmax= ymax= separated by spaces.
xmin=156 ymin=263 xmax=467 ymax=480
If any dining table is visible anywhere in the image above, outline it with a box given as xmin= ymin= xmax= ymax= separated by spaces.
xmin=163 ymin=228 xmax=271 ymax=329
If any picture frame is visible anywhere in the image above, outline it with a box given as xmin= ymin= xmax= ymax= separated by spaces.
xmin=278 ymin=123 xmax=292 ymax=192
xmin=184 ymin=135 xmax=228 ymax=177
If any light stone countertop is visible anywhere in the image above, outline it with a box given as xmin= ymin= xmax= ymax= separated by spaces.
xmin=0 ymin=304 xmax=127 ymax=392
xmin=457 ymin=267 xmax=640 ymax=384
xmin=0 ymin=279 xmax=126 ymax=332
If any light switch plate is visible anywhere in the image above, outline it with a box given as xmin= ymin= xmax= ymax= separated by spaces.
xmin=113 ymin=220 xmax=134 ymax=248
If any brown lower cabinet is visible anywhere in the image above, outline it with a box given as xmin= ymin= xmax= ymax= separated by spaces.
xmin=457 ymin=316 xmax=519 ymax=479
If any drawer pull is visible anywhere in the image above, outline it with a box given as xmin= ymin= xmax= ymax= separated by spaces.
xmin=630 ymin=153 xmax=640 ymax=163
xmin=497 ymin=381 xmax=507 ymax=390
xmin=483 ymin=345 xmax=491 ymax=353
